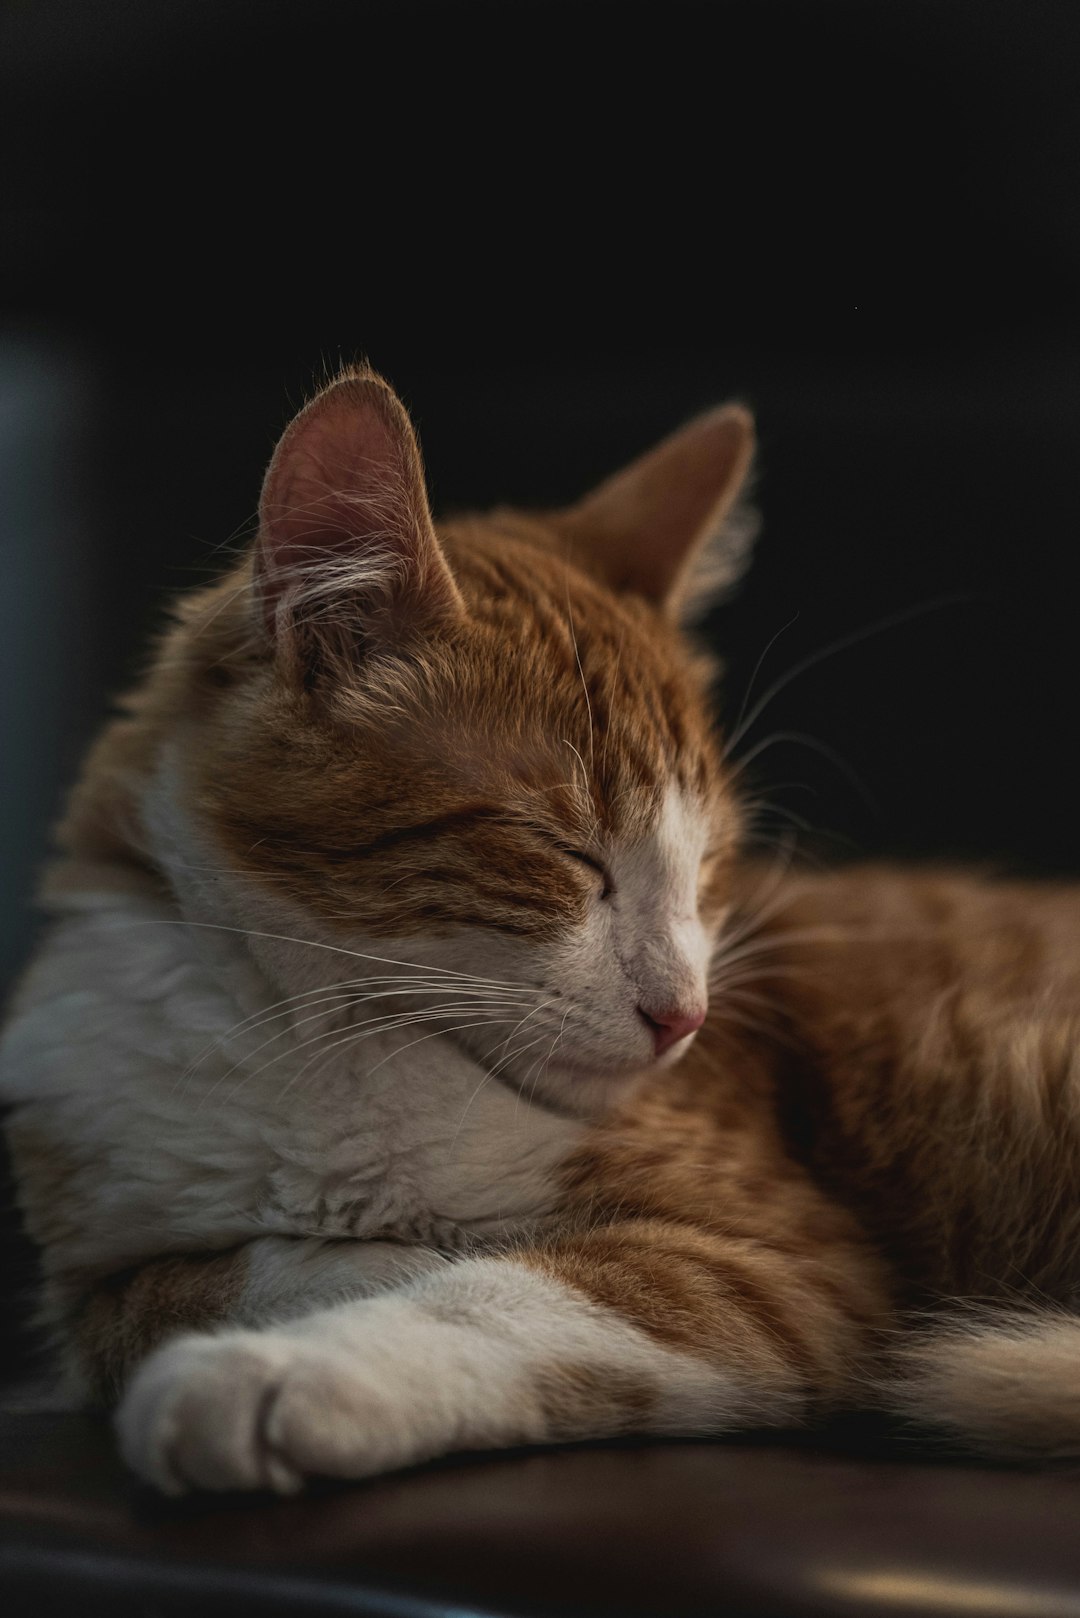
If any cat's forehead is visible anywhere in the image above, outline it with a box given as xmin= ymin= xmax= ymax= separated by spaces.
xmin=368 ymin=676 xmax=702 ymax=847
xmin=398 ymin=537 xmax=721 ymax=826
xmin=443 ymin=522 xmax=714 ymax=736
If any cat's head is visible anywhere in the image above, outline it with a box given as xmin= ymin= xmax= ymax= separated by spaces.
xmin=150 ymin=369 xmax=756 ymax=1116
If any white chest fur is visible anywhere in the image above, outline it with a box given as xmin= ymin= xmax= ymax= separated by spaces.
xmin=0 ymin=890 xmax=582 ymax=1278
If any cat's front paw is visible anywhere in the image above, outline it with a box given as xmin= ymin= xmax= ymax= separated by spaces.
xmin=116 ymin=1328 xmax=403 ymax=1495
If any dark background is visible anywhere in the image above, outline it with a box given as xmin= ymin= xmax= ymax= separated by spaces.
xmin=2 ymin=0 xmax=1080 ymax=988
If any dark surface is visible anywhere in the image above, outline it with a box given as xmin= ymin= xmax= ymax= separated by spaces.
xmin=4 ymin=1411 xmax=1080 ymax=1618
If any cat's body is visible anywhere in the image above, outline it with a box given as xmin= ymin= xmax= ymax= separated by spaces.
xmin=3 ymin=368 xmax=1079 ymax=1491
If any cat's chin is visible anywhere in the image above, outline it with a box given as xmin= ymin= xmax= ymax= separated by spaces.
xmin=495 ymin=1055 xmax=657 ymax=1121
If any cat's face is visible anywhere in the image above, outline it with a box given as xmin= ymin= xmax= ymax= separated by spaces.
xmin=160 ymin=371 xmax=755 ymax=1117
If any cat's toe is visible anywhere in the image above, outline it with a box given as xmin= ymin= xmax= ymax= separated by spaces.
xmin=260 ymin=1350 xmax=393 ymax=1480
xmin=117 ymin=1334 xmax=304 ymax=1495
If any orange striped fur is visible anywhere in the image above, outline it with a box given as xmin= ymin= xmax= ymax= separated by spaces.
xmin=6 ymin=367 xmax=1080 ymax=1486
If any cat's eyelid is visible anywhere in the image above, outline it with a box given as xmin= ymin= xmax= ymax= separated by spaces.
xmin=514 ymin=818 xmax=614 ymax=897
xmin=562 ymin=846 xmax=614 ymax=899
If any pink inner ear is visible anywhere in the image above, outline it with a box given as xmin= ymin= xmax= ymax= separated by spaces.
xmin=254 ymin=383 xmax=423 ymax=635
xmin=261 ymin=401 xmax=407 ymax=567
xmin=252 ymin=373 xmax=464 ymax=651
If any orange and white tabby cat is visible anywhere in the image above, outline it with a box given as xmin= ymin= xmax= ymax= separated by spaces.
xmin=2 ymin=367 xmax=1077 ymax=1494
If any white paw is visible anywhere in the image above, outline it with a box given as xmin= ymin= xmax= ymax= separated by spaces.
xmin=116 ymin=1328 xmax=409 ymax=1495
xmin=114 ymin=1258 xmax=711 ymax=1495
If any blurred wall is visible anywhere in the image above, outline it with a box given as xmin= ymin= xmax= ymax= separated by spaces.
xmin=0 ymin=346 xmax=100 ymax=987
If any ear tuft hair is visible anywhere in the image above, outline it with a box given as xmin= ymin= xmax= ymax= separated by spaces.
xmin=680 ymin=458 xmax=761 ymax=623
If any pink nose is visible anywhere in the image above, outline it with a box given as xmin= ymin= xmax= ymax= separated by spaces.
xmin=639 ymin=1003 xmax=707 ymax=1057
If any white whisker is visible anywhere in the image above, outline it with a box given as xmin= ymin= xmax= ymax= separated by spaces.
xmin=128 ymin=918 xmax=534 ymax=989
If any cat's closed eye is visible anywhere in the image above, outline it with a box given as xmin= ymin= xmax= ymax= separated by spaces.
xmin=518 ymin=820 xmax=614 ymax=899
xmin=561 ymin=847 xmax=614 ymax=899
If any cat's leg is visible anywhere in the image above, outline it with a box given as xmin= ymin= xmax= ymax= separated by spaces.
xmin=117 ymin=1217 xmax=889 ymax=1494
xmin=69 ymin=1236 xmax=446 ymax=1403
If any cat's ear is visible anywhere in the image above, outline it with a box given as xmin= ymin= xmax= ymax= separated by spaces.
xmin=554 ymin=405 xmax=758 ymax=621
xmin=254 ymin=369 xmax=463 ymax=674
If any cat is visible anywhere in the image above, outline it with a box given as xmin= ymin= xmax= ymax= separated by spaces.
xmin=3 ymin=365 xmax=1079 ymax=1496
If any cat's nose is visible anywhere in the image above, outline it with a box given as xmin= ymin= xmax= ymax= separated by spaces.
xmin=638 ymin=1003 xmax=707 ymax=1057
